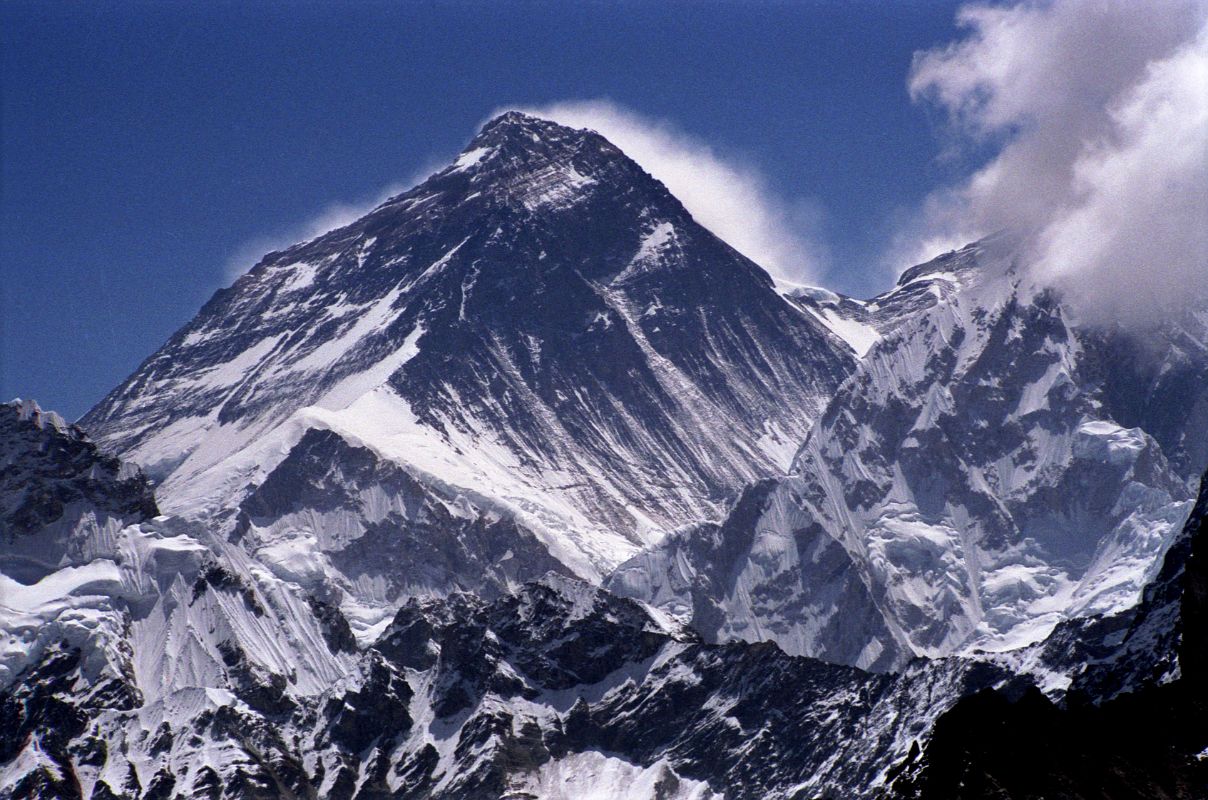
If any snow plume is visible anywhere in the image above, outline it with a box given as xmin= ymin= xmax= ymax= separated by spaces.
xmin=907 ymin=0 xmax=1208 ymax=328
xmin=513 ymin=100 xmax=829 ymax=285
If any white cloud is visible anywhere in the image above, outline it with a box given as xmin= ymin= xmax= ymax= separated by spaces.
xmin=510 ymin=99 xmax=829 ymax=285
xmin=905 ymin=0 xmax=1208 ymax=327
xmin=1033 ymin=27 xmax=1208 ymax=325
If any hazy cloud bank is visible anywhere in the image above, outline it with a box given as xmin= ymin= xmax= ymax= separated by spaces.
xmin=907 ymin=0 xmax=1208 ymax=327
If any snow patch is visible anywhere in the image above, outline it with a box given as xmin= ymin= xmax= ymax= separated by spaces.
xmin=451 ymin=146 xmax=493 ymax=172
xmin=807 ymin=306 xmax=882 ymax=358
xmin=510 ymin=750 xmax=721 ymax=800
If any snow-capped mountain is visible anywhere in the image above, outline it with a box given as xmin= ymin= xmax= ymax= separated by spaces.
xmin=5 ymin=110 xmax=1208 ymax=800
xmin=82 ymin=112 xmax=854 ymax=586
xmin=611 ymin=236 xmax=1208 ymax=671
xmin=7 ymin=397 xmax=1203 ymax=799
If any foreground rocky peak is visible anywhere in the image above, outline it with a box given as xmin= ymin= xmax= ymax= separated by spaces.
xmin=0 ymin=400 xmax=158 ymax=583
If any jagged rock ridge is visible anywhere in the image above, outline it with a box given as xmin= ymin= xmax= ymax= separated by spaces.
xmin=0 ymin=405 xmax=1019 ymax=799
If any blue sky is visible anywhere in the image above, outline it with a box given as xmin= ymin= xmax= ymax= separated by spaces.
xmin=2 ymin=1 xmax=971 ymax=419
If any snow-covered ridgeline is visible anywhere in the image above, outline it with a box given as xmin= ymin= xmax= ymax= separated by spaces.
xmin=614 ymin=238 xmax=1208 ymax=671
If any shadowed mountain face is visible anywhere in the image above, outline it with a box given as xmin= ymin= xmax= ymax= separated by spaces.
xmin=82 ymin=111 xmax=854 ymax=576
xmin=0 ymin=400 xmax=158 ymax=584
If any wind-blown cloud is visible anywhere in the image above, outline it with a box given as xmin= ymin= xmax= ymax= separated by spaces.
xmin=906 ymin=0 xmax=1208 ymax=327
xmin=513 ymin=100 xmax=829 ymax=285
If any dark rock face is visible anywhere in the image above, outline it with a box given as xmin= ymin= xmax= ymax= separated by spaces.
xmin=0 ymin=648 xmax=90 ymax=795
xmin=0 ymin=645 xmax=140 ymax=800
xmin=347 ymin=576 xmax=1015 ymax=799
xmin=1182 ymin=486 xmax=1208 ymax=694
xmin=321 ymin=652 xmax=412 ymax=752
xmin=1094 ymin=314 xmax=1208 ymax=479
xmin=193 ymin=562 xmax=266 ymax=616
xmin=370 ymin=576 xmax=678 ymax=720
xmin=306 ymin=595 xmax=358 ymax=654
xmin=0 ymin=401 xmax=158 ymax=538
xmin=0 ymin=400 xmax=158 ymax=582
xmin=889 ymin=683 xmax=1208 ymax=800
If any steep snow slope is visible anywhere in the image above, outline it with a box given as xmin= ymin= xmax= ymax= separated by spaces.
xmin=0 ymin=402 xmax=360 ymax=797
xmin=607 ymin=479 xmax=909 ymax=672
xmin=777 ymin=280 xmax=882 ymax=358
xmin=612 ymin=237 xmax=1208 ymax=670
xmin=82 ymin=112 xmax=854 ymax=581
xmin=232 ymin=428 xmax=575 ymax=641
xmin=888 ymin=466 xmax=1208 ymax=799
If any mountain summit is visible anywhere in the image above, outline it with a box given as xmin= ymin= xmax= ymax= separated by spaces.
xmin=83 ymin=113 xmax=854 ymax=589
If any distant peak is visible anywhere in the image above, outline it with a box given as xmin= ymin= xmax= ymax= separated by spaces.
xmin=480 ymin=109 xmax=549 ymax=131
xmin=5 ymin=398 xmax=70 ymax=434
xmin=461 ymin=110 xmax=602 ymax=159
xmin=435 ymin=111 xmax=634 ymax=205
xmin=477 ymin=110 xmax=580 ymax=137
xmin=894 ymin=230 xmax=1021 ymax=289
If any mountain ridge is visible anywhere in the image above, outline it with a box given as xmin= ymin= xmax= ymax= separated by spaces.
xmin=7 ymin=399 xmax=1204 ymax=798
xmin=612 ymin=237 xmax=1208 ymax=672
